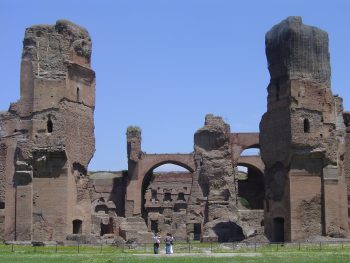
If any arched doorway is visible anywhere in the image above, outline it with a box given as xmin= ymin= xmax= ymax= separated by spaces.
xmin=72 ymin=219 xmax=82 ymax=234
xmin=237 ymin=164 xmax=264 ymax=209
xmin=141 ymin=163 xmax=193 ymax=238
xmin=273 ymin=217 xmax=285 ymax=242
xmin=237 ymin=146 xmax=264 ymax=210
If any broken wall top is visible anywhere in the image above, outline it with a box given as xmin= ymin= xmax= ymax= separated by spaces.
xmin=194 ymin=114 xmax=231 ymax=152
xmin=266 ymin=16 xmax=330 ymax=84
xmin=23 ymin=19 xmax=92 ymax=80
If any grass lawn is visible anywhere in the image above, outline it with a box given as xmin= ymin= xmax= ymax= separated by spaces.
xmin=0 ymin=251 xmax=350 ymax=263
xmin=1 ymin=243 xmax=350 ymax=263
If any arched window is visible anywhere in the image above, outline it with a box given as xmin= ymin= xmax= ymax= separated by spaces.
xmin=151 ymin=190 xmax=157 ymax=201
xmin=164 ymin=192 xmax=172 ymax=201
xmin=95 ymin=204 xmax=108 ymax=214
xmin=177 ymin=192 xmax=185 ymax=201
xmin=77 ymin=87 xmax=80 ymax=102
xmin=47 ymin=116 xmax=53 ymax=133
xmin=304 ymin=119 xmax=310 ymax=133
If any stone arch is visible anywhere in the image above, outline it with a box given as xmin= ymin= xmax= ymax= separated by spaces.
xmin=140 ymin=158 xmax=194 ymax=220
xmin=141 ymin=156 xmax=195 ymax=177
xmin=237 ymin=160 xmax=265 ymax=210
xmin=242 ymin=143 xmax=260 ymax=152
xmin=230 ymin=133 xmax=260 ymax=161
xmin=126 ymin=153 xmax=195 ymax=216
xmin=237 ymin=156 xmax=264 ymax=173
xmin=95 ymin=204 xmax=108 ymax=214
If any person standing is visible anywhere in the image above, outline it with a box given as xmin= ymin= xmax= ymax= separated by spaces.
xmin=164 ymin=233 xmax=173 ymax=254
xmin=170 ymin=233 xmax=174 ymax=254
xmin=153 ymin=232 xmax=161 ymax=254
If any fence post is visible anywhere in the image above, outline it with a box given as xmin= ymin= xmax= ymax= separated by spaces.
xmin=342 ymin=241 xmax=344 ymax=249
xmin=210 ymin=241 xmax=213 ymax=253
xmin=100 ymin=242 xmax=103 ymax=253
xmin=276 ymin=243 xmax=278 ymax=251
xmin=298 ymin=241 xmax=300 ymax=251
xmin=55 ymin=243 xmax=57 ymax=253
xmin=78 ymin=242 xmax=80 ymax=253
xmin=254 ymin=242 xmax=256 ymax=252
xmin=11 ymin=243 xmax=14 ymax=252
xmin=188 ymin=241 xmax=190 ymax=253
xmin=319 ymin=242 xmax=322 ymax=250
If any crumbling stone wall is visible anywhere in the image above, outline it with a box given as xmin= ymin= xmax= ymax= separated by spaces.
xmin=344 ymin=112 xmax=350 ymax=226
xmin=187 ymin=114 xmax=263 ymax=242
xmin=0 ymin=20 xmax=96 ymax=241
xmin=144 ymin=172 xmax=192 ymax=240
xmin=87 ymin=171 xmax=126 ymax=239
xmin=0 ymin=143 xmax=7 ymax=239
xmin=260 ymin=16 xmax=348 ymax=241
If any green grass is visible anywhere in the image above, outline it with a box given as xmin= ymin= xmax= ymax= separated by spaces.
xmin=0 ymin=243 xmax=350 ymax=262
xmin=0 ymin=252 xmax=350 ymax=263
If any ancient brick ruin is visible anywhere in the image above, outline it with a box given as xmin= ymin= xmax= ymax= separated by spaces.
xmin=0 ymin=20 xmax=95 ymax=242
xmin=260 ymin=16 xmax=349 ymax=241
xmin=0 ymin=17 xmax=350 ymax=243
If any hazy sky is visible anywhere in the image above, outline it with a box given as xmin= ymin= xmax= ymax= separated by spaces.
xmin=1 ymin=0 xmax=350 ymax=171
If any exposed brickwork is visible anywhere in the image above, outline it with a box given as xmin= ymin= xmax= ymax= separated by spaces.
xmin=0 ymin=20 xmax=95 ymax=241
xmin=0 ymin=17 xmax=349 ymax=244
xmin=260 ymin=16 xmax=349 ymax=242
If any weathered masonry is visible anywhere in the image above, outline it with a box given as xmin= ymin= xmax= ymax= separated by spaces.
xmin=0 ymin=20 xmax=96 ymax=241
xmin=0 ymin=17 xmax=350 ymax=243
xmin=260 ymin=16 xmax=349 ymax=242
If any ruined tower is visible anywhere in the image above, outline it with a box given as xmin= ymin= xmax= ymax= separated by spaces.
xmin=125 ymin=126 xmax=142 ymax=217
xmin=187 ymin=114 xmax=248 ymax=242
xmin=260 ymin=17 xmax=348 ymax=241
xmin=0 ymin=20 xmax=96 ymax=241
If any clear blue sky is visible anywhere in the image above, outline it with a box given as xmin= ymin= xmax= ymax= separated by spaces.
xmin=1 ymin=0 xmax=350 ymax=171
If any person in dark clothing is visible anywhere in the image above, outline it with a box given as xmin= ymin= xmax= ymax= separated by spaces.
xmin=153 ymin=232 xmax=161 ymax=254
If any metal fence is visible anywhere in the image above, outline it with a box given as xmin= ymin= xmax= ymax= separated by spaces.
xmin=1 ymin=240 xmax=350 ymax=254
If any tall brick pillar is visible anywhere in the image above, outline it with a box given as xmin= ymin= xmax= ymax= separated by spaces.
xmin=126 ymin=127 xmax=142 ymax=217
xmin=260 ymin=17 xmax=348 ymax=242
